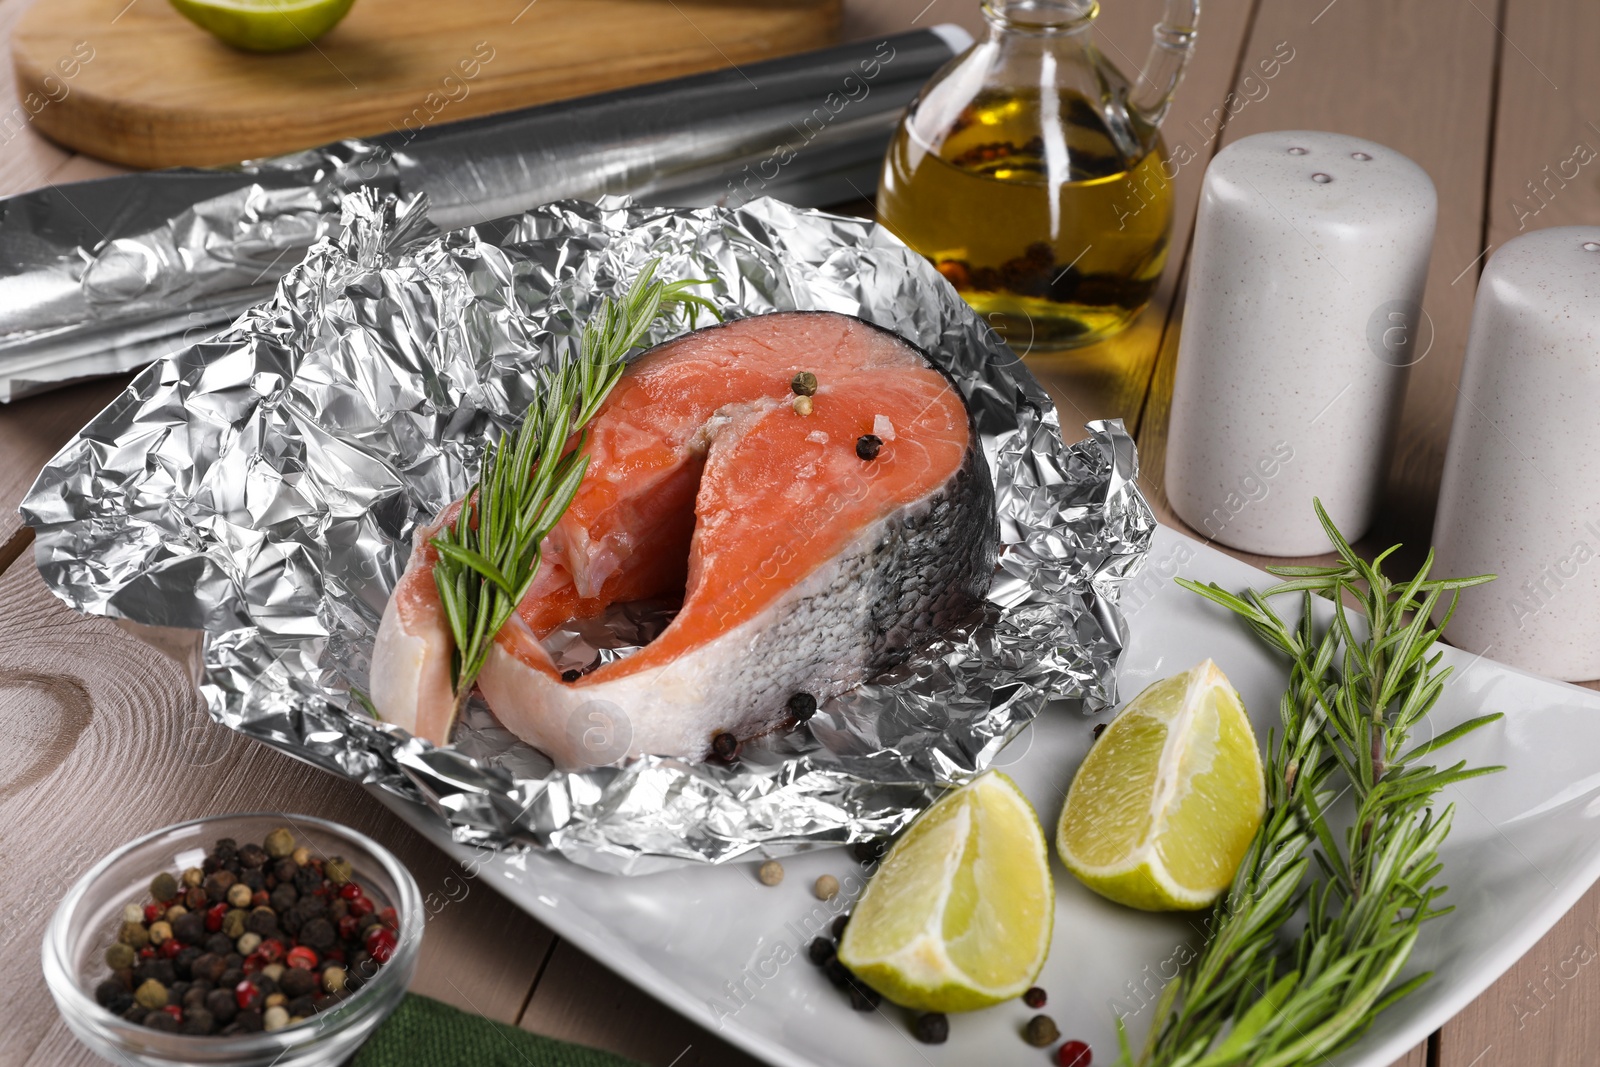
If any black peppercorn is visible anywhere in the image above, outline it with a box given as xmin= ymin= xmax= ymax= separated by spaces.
xmin=848 ymin=983 xmax=881 ymax=1012
xmin=95 ymin=978 xmax=127 ymax=1008
xmin=191 ymin=953 xmax=227 ymax=984
xmin=791 ymin=371 xmax=819 ymax=397
xmin=280 ymin=967 xmax=318 ymax=999
xmin=238 ymin=844 xmax=269 ymax=869
xmin=234 ymin=1008 xmax=265 ymax=1032
xmin=1023 ymin=985 xmax=1048 ymax=1008
xmin=287 ymin=993 xmax=317 ymax=1017
xmin=143 ymin=1009 xmax=180 ymax=1032
xmin=300 ymin=917 xmax=336 ymax=953
xmin=203 ymin=933 xmax=233 ymax=957
xmin=182 ymin=1008 xmax=214 ymax=1035
xmin=239 ymin=866 xmax=265 ymax=891
xmin=913 ymin=1012 xmax=949 ymax=1044
xmin=711 ymin=731 xmax=739 ymax=760
xmin=787 ymin=692 xmax=818 ymax=721
xmin=245 ymin=906 xmax=279 ymax=937
xmin=851 ymin=839 xmax=888 ymax=865
xmin=855 ymin=434 xmax=882 ymax=460
xmin=122 ymin=1006 xmax=148 ymax=1025
xmin=831 ymin=913 xmax=849 ymax=939
xmin=270 ymin=884 xmax=298 ymax=914
xmin=822 ymin=957 xmax=851 ymax=990
xmin=272 ymin=857 xmax=298 ymax=884
xmin=205 ymin=988 xmax=238 ymax=1023
xmin=203 ymin=870 xmax=236 ymax=903
xmin=293 ymin=866 xmax=322 ymax=896
xmin=173 ymin=911 xmax=206 ymax=946
xmin=173 ymin=946 xmax=202 ymax=980
xmin=807 ymin=937 xmax=835 ymax=966
xmin=562 ymin=669 xmax=581 ymax=682
xmin=1092 ymin=722 xmax=1106 ymax=740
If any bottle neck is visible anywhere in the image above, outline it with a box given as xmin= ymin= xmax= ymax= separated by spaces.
xmin=981 ymin=0 xmax=1099 ymax=35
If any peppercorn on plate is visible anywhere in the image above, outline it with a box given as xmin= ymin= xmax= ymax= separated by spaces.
xmin=376 ymin=523 xmax=1600 ymax=1067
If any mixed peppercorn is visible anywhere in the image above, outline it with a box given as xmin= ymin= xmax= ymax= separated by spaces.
xmin=92 ymin=827 xmax=398 ymax=1036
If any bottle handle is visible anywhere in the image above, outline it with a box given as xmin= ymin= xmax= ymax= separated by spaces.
xmin=1127 ymin=0 xmax=1199 ymax=132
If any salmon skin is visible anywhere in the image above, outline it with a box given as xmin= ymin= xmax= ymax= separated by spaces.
xmin=372 ymin=310 xmax=997 ymax=768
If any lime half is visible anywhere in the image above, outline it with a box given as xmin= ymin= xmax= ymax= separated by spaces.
xmin=168 ymin=0 xmax=357 ymax=52
xmin=837 ymin=772 xmax=1053 ymax=1012
xmin=1057 ymin=659 xmax=1265 ymax=911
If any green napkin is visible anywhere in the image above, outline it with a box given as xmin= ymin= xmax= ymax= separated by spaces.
xmin=354 ymin=994 xmax=643 ymax=1067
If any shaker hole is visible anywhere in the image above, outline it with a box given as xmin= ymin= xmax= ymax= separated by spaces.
xmin=1287 ymin=147 xmax=1308 ymax=155
xmin=1351 ymin=152 xmax=1372 ymax=160
xmin=1584 ymin=242 xmax=1600 ymax=252
xmin=1312 ymin=173 xmax=1333 ymax=183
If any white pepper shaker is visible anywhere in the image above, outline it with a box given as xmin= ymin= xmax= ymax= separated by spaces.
xmin=1165 ymin=131 xmax=1437 ymax=555
xmin=1431 ymin=227 xmax=1600 ymax=681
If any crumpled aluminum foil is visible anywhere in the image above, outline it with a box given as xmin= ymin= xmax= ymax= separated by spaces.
xmin=22 ymin=191 xmax=1154 ymax=874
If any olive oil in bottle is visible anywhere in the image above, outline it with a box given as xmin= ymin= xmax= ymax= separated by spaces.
xmin=878 ymin=86 xmax=1174 ymax=351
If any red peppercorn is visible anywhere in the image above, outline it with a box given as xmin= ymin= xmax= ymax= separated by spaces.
xmin=379 ymin=907 xmax=398 ymax=930
xmin=161 ymin=1004 xmax=183 ymax=1023
xmin=348 ymin=896 xmax=374 ymax=918
xmin=365 ymin=928 xmax=398 ymax=964
xmin=327 ymin=947 xmax=346 ymax=963
xmin=159 ymin=938 xmax=184 ymax=959
xmin=205 ymin=902 xmax=228 ymax=932
xmin=258 ymin=939 xmax=285 ymax=964
xmin=235 ymin=979 xmax=264 ymax=1011
xmin=286 ymin=946 xmax=318 ymax=970
xmin=242 ymin=951 xmax=267 ymax=974
xmin=1023 ymin=986 xmax=1048 ymax=1008
xmin=337 ymin=915 xmax=360 ymax=942
xmin=338 ymin=883 xmax=363 ymax=901
xmin=143 ymin=904 xmax=163 ymax=924
xmin=1057 ymin=1040 xmax=1092 ymax=1067
xmin=138 ymin=946 xmax=157 ymax=960
xmin=251 ymin=889 xmax=270 ymax=908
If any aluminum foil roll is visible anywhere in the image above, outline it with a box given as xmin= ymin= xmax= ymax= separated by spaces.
xmin=23 ymin=192 xmax=1154 ymax=874
xmin=0 ymin=28 xmax=966 ymax=401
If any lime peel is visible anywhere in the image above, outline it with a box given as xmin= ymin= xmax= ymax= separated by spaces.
xmin=1057 ymin=658 xmax=1265 ymax=912
xmin=167 ymin=0 xmax=358 ymax=53
xmin=837 ymin=772 xmax=1053 ymax=1013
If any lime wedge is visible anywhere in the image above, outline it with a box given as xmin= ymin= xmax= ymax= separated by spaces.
xmin=837 ymin=772 xmax=1053 ymax=1012
xmin=167 ymin=0 xmax=357 ymax=52
xmin=1057 ymin=659 xmax=1265 ymax=911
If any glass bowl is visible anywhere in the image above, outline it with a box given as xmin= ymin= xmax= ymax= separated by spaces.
xmin=43 ymin=812 xmax=423 ymax=1067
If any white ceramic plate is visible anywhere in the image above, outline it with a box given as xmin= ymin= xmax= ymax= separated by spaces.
xmin=377 ymin=523 xmax=1600 ymax=1066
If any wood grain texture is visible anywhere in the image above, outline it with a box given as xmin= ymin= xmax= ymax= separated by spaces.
xmin=0 ymin=559 xmax=554 ymax=1066
xmin=1430 ymin=3 xmax=1600 ymax=1062
xmin=12 ymin=0 xmax=842 ymax=168
xmin=519 ymin=942 xmax=763 ymax=1067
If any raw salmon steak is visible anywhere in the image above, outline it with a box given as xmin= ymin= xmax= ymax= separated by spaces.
xmin=371 ymin=311 xmax=996 ymax=767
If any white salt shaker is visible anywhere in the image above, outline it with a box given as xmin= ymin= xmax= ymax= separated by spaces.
xmin=1431 ymin=227 xmax=1600 ymax=681
xmin=1166 ymin=131 xmax=1437 ymax=555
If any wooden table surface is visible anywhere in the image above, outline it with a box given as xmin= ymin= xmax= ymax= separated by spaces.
xmin=1 ymin=0 xmax=1595 ymax=1065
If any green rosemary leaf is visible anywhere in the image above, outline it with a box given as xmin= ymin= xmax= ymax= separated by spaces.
xmin=1129 ymin=500 xmax=1500 ymax=1066
xmin=426 ymin=261 xmax=716 ymax=726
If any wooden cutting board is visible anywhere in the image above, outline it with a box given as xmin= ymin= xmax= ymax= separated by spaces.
xmin=10 ymin=0 xmax=841 ymax=168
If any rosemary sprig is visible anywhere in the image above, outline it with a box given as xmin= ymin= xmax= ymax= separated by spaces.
xmin=1126 ymin=501 xmax=1502 ymax=1067
xmin=429 ymin=262 xmax=716 ymax=720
